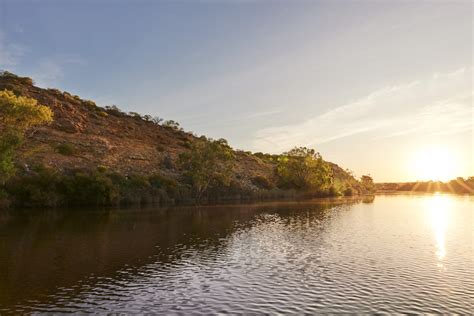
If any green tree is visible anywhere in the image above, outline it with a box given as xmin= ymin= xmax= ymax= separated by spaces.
xmin=361 ymin=174 xmax=374 ymax=192
xmin=179 ymin=138 xmax=235 ymax=200
xmin=0 ymin=90 xmax=53 ymax=184
xmin=277 ymin=146 xmax=332 ymax=191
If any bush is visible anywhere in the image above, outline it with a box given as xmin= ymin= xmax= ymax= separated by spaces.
xmin=252 ymin=175 xmax=275 ymax=190
xmin=60 ymin=170 xmax=119 ymax=206
xmin=3 ymin=164 xmax=189 ymax=208
xmin=83 ymin=100 xmax=97 ymax=108
xmin=56 ymin=143 xmax=76 ymax=156
xmin=0 ymin=89 xmax=53 ymax=184
xmin=161 ymin=155 xmax=175 ymax=170
xmin=63 ymin=92 xmax=76 ymax=102
xmin=6 ymin=166 xmax=61 ymax=207
xmin=343 ymin=187 xmax=354 ymax=196
xmin=0 ymin=71 xmax=34 ymax=85
xmin=97 ymin=165 xmax=107 ymax=173
xmin=47 ymin=88 xmax=62 ymax=95
xmin=180 ymin=140 xmax=192 ymax=149
xmin=163 ymin=120 xmax=182 ymax=131
xmin=129 ymin=112 xmax=142 ymax=119
xmin=328 ymin=185 xmax=341 ymax=197
xmin=104 ymin=105 xmax=126 ymax=117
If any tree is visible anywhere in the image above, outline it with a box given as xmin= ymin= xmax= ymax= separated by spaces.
xmin=152 ymin=116 xmax=164 ymax=125
xmin=0 ymin=90 xmax=53 ymax=184
xmin=163 ymin=120 xmax=181 ymax=130
xmin=179 ymin=138 xmax=235 ymax=200
xmin=361 ymin=175 xmax=374 ymax=192
xmin=277 ymin=147 xmax=332 ymax=191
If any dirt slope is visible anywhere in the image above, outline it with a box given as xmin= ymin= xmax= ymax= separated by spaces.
xmin=0 ymin=73 xmax=358 ymax=192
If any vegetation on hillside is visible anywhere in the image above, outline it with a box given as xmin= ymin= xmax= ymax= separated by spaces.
xmin=277 ymin=147 xmax=332 ymax=192
xmin=179 ymin=137 xmax=235 ymax=201
xmin=0 ymin=89 xmax=53 ymax=185
xmin=4 ymin=165 xmax=186 ymax=207
xmin=0 ymin=72 xmax=376 ymax=208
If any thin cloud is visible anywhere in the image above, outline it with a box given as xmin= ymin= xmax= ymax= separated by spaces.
xmin=253 ymin=68 xmax=472 ymax=153
xmin=374 ymin=96 xmax=473 ymax=140
xmin=31 ymin=57 xmax=86 ymax=88
xmin=31 ymin=60 xmax=64 ymax=88
xmin=0 ymin=29 xmax=26 ymax=68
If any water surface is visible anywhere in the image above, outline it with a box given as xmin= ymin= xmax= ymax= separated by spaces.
xmin=1 ymin=194 xmax=473 ymax=313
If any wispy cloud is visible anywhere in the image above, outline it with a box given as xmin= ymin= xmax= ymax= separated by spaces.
xmin=0 ymin=28 xmax=86 ymax=87
xmin=31 ymin=60 xmax=64 ymax=88
xmin=31 ymin=57 xmax=86 ymax=88
xmin=0 ymin=30 xmax=26 ymax=68
xmin=253 ymin=68 xmax=472 ymax=153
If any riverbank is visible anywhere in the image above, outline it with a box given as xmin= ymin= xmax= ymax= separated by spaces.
xmin=1 ymin=72 xmax=372 ymax=210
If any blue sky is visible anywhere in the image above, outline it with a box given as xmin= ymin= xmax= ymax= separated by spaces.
xmin=0 ymin=0 xmax=472 ymax=181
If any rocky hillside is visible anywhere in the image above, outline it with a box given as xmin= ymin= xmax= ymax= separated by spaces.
xmin=0 ymin=72 xmax=362 ymax=196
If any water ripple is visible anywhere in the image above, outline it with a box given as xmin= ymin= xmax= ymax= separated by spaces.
xmin=1 ymin=195 xmax=473 ymax=313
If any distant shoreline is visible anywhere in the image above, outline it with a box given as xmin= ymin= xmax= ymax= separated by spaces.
xmin=375 ymin=190 xmax=473 ymax=196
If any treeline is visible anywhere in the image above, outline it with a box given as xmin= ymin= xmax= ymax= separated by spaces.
xmin=1 ymin=140 xmax=374 ymax=208
xmin=376 ymin=177 xmax=474 ymax=194
xmin=1 ymin=71 xmax=186 ymax=132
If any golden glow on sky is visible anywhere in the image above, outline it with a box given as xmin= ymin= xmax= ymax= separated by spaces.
xmin=411 ymin=146 xmax=459 ymax=181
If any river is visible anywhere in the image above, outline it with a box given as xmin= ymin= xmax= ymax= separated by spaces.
xmin=0 ymin=194 xmax=472 ymax=313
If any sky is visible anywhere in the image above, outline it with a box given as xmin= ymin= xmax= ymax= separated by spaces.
xmin=0 ymin=0 xmax=472 ymax=182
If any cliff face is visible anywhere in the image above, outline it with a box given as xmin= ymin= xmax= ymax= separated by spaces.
xmin=0 ymin=74 xmax=359 ymax=193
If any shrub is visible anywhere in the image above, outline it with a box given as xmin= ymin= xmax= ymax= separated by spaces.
xmin=97 ymin=165 xmax=107 ymax=173
xmin=142 ymin=115 xmax=153 ymax=122
xmin=161 ymin=155 xmax=175 ymax=170
xmin=47 ymin=88 xmax=62 ymax=95
xmin=83 ymin=100 xmax=97 ymax=108
xmin=180 ymin=140 xmax=192 ymax=149
xmin=3 ymin=164 xmax=187 ymax=207
xmin=63 ymin=92 xmax=76 ymax=102
xmin=6 ymin=166 xmax=61 ymax=207
xmin=104 ymin=105 xmax=125 ymax=117
xmin=98 ymin=111 xmax=108 ymax=117
xmin=0 ymin=90 xmax=53 ymax=184
xmin=0 ymin=71 xmax=34 ymax=85
xmin=163 ymin=120 xmax=182 ymax=131
xmin=118 ymin=174 xmax=152 ymax=205
xmin=252 ymin=175 xmax=275 ymax=190
xmin=56 ymin=143 xmax=76 ymax=156
xmin=343 ymin=187 xmax=354 ymax=196
xmin=129 ymin=112 xmax=142 ymax=119
xmin=156 ymin=144 xmax=165 ymax=152
xmin=149 ymin=174 xmax=181 ymax=198
xmin=60 ymin=170 xmax=119 ymax=206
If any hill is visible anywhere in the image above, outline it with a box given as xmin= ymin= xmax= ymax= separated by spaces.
xmin=0 ymin=72 xmax=368 ymax=208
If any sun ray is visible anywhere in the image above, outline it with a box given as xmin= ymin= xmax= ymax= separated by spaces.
xmin=454 ymin=178 xmax=474 ymax=194
xmin=411 ymin=181 xmax=422 ymax=192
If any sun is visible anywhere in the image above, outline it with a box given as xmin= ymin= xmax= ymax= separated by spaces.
xmin=411 ymin=146 xmax=458 ymax=181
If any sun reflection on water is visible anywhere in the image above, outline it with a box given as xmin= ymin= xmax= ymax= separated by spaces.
xmin=424 ymin=194 xmax=452 ymax=267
